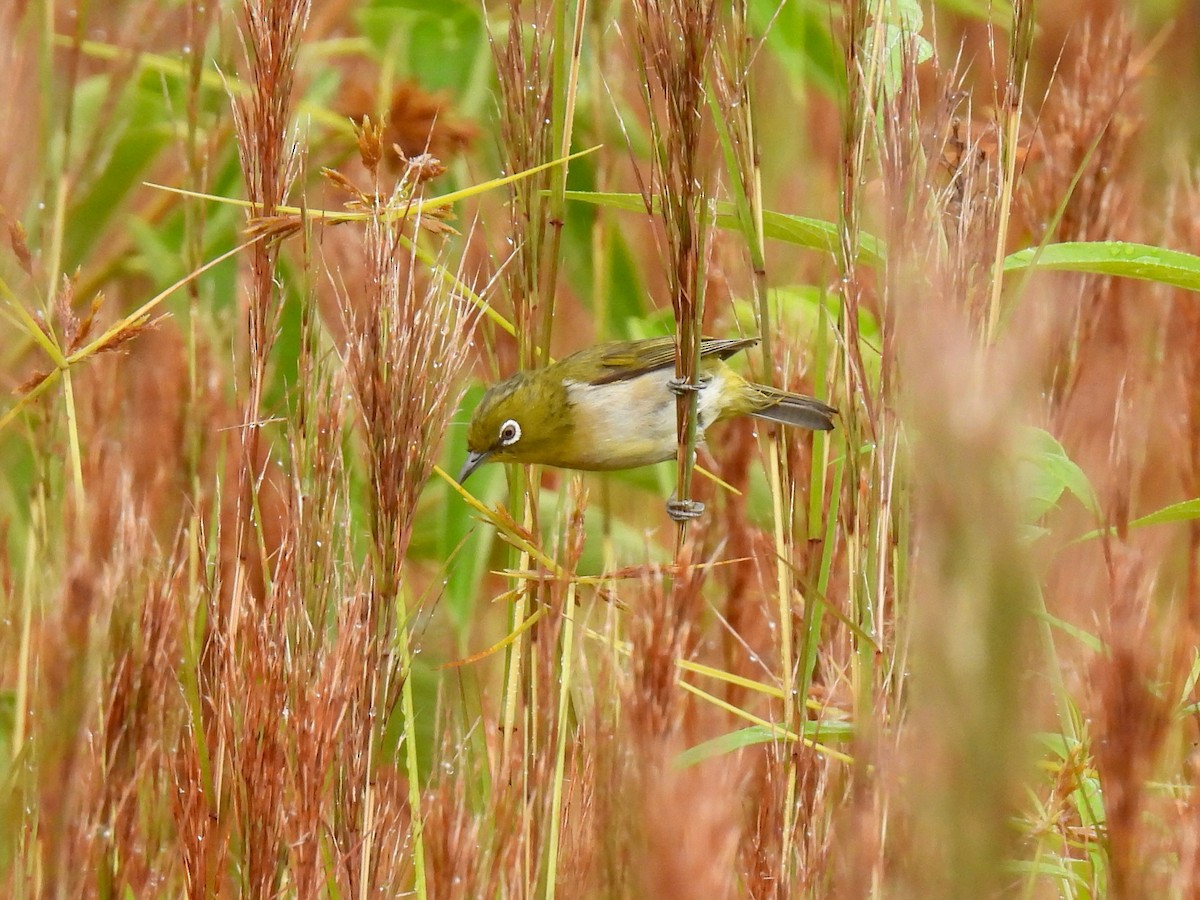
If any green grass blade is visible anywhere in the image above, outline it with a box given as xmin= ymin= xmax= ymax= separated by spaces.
xmin=562 ymin=191 xmax=886 ymax=267
xmin=1004 ymin=241 xmax=1200 ymax=293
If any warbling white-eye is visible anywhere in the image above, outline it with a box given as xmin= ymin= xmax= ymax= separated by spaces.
xmin=457 ymin=336 xmax=836 ymax=518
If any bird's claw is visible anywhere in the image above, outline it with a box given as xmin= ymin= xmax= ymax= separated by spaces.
xmin=666 ymin=497 xmax=706 ymax=521
xmin=667 ymin=375 xmax=712 ymax=397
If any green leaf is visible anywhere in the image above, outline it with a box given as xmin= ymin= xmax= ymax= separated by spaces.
xmin=409 ymin=385 xmax=500 ymax=634
xmin=1005 ymin=241 xmax=1200 ymax=293
xmin=597 ymin=231 xmax=648 ymax=338
xmin=0 ymin=689 xmax=14 ymax=767
xmin=935 ymin=0 xmax=1014 ymax=21
xmin=757 ymin=208 xmax=885 ymax=267
xmin=64 ymin=80 xmax=173 ymax=269
xmin=1015 ymin=426 xmax=1099 ymax=525
xmin=125 ymin=217 xmax=186 ymax=287
xmin=748 ymin=1 xmax=843 ymax=98
xmin=865 ymin=1 xmax=934 ymax=97
xmin=556 ymin=158 xmax=649 ymax=337
xmin=675 ymin=726 xmax=783 ymax=768
xmin=674 ymin=719 xmax=855 ymax=769
xmin=356 ymin=0 xmax=485 ymax=95
xmin=1031 ymin=609 xmax=1104 ymax=654
xmin=1075 ymin=497 xmax=1200 ymax=543
xmin=562 ymin=191 xmax=886 ymax=267
xmin=731 ymin=285 xmax=882 ymax=390
xmin=126 ymin=152 xmax=244 ymax=305
xmin=1034 ymin=731 xmax=1073 ymax=759
xmin=1121 ymin=497 xmax=1200 ymax=529
xmin=1004 ymin=859 xmax=1091 ymax=890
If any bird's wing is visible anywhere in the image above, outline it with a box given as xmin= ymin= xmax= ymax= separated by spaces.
xmin=590 ymin=336 xmax=759 ymax=385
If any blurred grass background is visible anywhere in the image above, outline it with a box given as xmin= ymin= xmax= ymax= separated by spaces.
xmin=2 ymin=0 xmax=1200 ymax=896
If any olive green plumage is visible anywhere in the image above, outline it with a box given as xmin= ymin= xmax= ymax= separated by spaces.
xmin=458 ymin=336 xmax=836 ymax=483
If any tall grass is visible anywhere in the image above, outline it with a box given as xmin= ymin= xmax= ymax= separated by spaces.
xmin=3 ymin=0 xmax=1200 ymax=897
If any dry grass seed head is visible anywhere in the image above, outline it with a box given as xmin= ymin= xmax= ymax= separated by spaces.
xmin=1087 ymin=549 xmax=1183 ymax=895
xmin=339 ymin=78 xmax=480 ymax=170
xmin=232 ymin=0 xmax=310 ymax=215
xmin=34 ymin=469 xmax=178 ymax=893
xmin=488 ymin=0 xmax=560 ymax=353
xmin=1161 ymin=170 xmax=1200 ymax=512
xmin=422 ymin=731 xmax=494 ymax=900
xmin=341 ymin=214 xmax=474 ymax=595
xmin=877 ymin=46 xmax=1043 ymax=900
xmin=633 ymin=751 xmax=742 ymax=900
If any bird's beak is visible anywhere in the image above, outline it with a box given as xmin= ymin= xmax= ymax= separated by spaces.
xmin=457 ymin=449 xmax=491 ymax=484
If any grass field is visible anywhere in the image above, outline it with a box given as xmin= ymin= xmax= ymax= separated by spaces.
xmin=3 ymin=0 xmax=1200 ymax=896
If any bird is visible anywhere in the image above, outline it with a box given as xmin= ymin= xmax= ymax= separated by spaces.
xmin=457 ymin=336 xmax=836 ymax=519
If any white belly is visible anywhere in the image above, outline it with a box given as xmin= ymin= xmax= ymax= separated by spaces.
xmin=564 ymin=371 xmax=724 ymax=470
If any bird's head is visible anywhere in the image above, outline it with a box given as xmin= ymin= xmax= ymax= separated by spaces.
xmin=458 ymin=370 xmax=573 ymax=482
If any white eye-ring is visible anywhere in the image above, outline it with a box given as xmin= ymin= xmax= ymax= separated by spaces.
xmin=498 ymin=419 xmax=521 ymax=446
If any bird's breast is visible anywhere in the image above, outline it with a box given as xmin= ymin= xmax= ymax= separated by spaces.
xmin=563 ymin=370 xmax=725 ymax=470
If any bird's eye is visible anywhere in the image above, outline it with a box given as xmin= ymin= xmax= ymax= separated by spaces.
xmin=498 ymin=419 xmax=521 ymax=446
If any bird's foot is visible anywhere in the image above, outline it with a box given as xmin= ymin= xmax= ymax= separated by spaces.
xmin=666 ymin=497 xmax=706 ymax=521
xmin=667 ymin=374 xmax=712 ymax=396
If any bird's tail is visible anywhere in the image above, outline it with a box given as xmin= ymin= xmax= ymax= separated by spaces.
xmin=748 ymin=385 xmax=837 ymax=431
